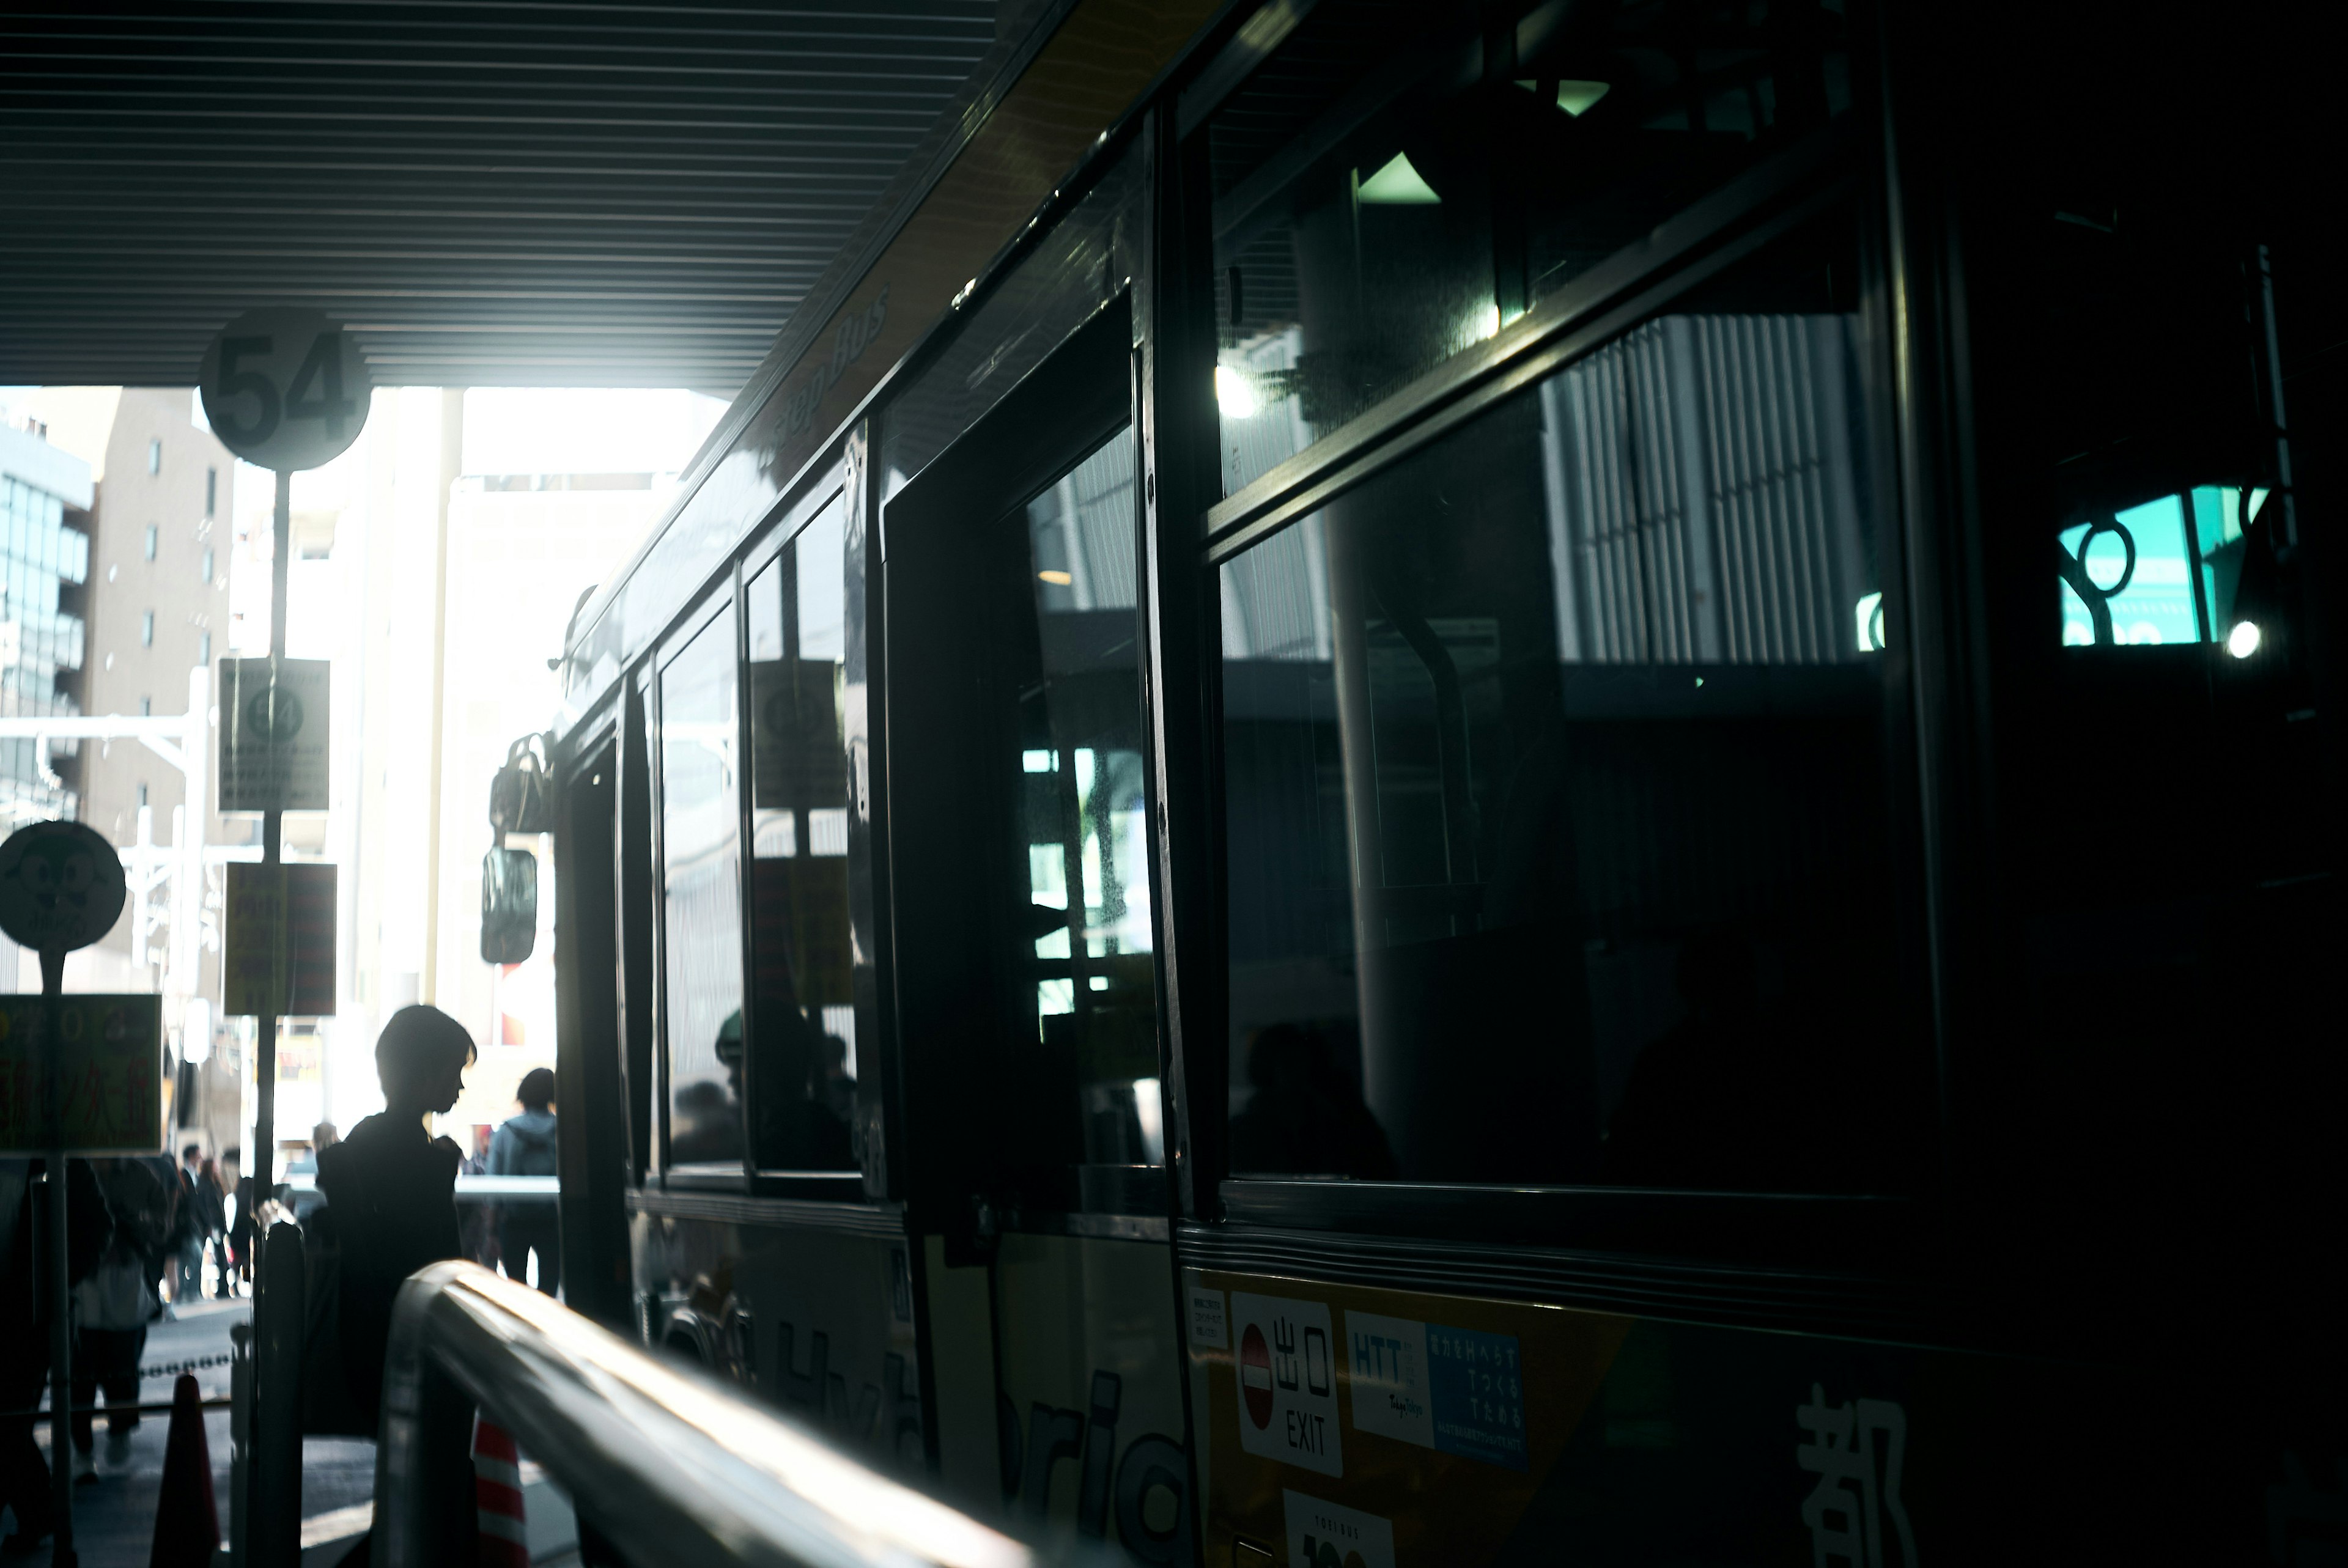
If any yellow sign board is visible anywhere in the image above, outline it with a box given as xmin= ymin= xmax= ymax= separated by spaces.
xmin=0 ymin=995 xmax=164 ymax=1153
xmin=223 ymin=863 xmax=338 ymax=1016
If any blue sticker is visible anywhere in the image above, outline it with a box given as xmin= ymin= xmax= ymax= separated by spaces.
xmin=1425 ymin=1324 xmax=1528 ymax=1471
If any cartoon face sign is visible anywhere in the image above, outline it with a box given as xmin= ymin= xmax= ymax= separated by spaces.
xmin=0 ymin=820 xmax=128 ymax=952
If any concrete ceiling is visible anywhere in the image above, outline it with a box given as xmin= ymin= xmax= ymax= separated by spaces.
xmin=0 ymin=0 xmax=1000 ymax=397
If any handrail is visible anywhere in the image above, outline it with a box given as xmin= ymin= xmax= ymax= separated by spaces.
xmin=279 ymin=1172 xmax=559 ymax=1201
xmin=379 ymin=1260 xmax=1038 ymax=1568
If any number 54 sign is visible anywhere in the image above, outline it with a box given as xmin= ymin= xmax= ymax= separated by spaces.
xmin=199 ymin=307 xmax=372 ymax=472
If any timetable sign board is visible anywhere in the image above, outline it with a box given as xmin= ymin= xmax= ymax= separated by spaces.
xmin=223 ymin=863 xmax=337 ymax=1017
xmin=0 ymin=995 xmax=164 ymax=1153
xmin=219 ymin=657 xmax=330 ymax=811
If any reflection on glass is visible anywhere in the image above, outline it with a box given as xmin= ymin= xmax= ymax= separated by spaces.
xmin=2056 ymin=485 xmax=2270 ymax=650
xmin=1209 ymin=0 xmax=1853 ymax=495
xmin=744 ymin=495 xmax=858 ymax=1172
xmin=1010 ymin=430 xmax=1161 ymax=1169
xmin=1222 ymin=203 xmax=1923 ymax=1192
xmin=660 ymin=604 xmax=744 ymax=1166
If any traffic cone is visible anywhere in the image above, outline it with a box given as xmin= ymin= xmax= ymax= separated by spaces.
xmin=149 ymin=1373 xmax=220 ymax=1568
xmin=473 ymin=1415 xmax=529 ymax=1567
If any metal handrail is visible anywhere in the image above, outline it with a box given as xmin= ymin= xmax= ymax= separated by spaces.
xmin=279 ymin=1172 xmax=561 ymax=1201
xmin=379 ymin=1260 xmax=1038 ymax=1568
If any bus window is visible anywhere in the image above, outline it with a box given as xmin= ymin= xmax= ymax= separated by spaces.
xmin=1017 ymin=429 xmax=1162 ymax=1170
xmin=1220 ymin=197 xmax=1929 ymax=1191
xmin=660 ymin=600 xmax=747 ymax=1171
xmin=742 ymin=495 xmax=860 ymax=1174
xmin=1207 ymin=0 xmax=1855 ymax=496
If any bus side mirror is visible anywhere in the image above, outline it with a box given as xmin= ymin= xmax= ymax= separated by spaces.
xmin=482 ymin=847 xmax=537 ymax=964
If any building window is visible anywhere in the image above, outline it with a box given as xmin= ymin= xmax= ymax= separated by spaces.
xmin=139 ymin=696 xmax=152 ymax=716
xmin=147 ymin=439 xmax=161 ymax=474
xmin=137 ymin=784 xmax=148 ymax=809
xmin=206 ymin=466 xmax=218 ymax=517
xmin=144 ymin=525 xmax=158 ymax=561
xmin=199 ymin=631 xmax=212 ymax=666
xmin=141 ymin=611 xmax=154 ymax=646
xmin=201 ymin=547 xmax=215 ymax=584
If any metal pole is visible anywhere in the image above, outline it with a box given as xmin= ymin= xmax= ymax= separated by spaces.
xmin=240 ymin=465 xmax=292 ymax=1568
xmin=42 ymin=943 xmax=75 ymax=1567
xmin=258 ymin=466 xmax=288 ymax=1199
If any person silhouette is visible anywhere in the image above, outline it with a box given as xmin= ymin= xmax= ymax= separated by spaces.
xmin=316 ymin=1005 xmax=474 ymax=1429
xmin=314 ymin=1006 xmax=480 ymax=1566
xmin=489 ymin=1069 xmax=561 ymax=1296
xmin=1603 ymin=926 xmax=1796 ymax=1188
xmin=1227 ymin=1023 xmax=1397 ymax=1180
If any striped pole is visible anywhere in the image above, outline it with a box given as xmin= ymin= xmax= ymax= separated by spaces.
xmin=471 ymin=1415 xmax=529 ymax=1567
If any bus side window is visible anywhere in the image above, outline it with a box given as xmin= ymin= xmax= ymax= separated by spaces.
xmin=1219 ymin=196 xmax=1932 ymax=1193
xmin=660 ymin=600 xmax=748 ymax=1171
xmin=742 ymin=495 xmax=860 ymax=1175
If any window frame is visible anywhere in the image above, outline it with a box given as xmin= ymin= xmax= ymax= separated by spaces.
xmin=1169 ymin=8 xmax=1932 ymax=1262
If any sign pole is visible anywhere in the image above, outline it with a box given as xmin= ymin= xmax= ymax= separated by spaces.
xmin=1 ymin=819 xmax=130 ymax=1568
xmin=42 ymin=943 xmax=74 ymax=1568
xmin=254 ymin=466 xmax=289 ymax=1214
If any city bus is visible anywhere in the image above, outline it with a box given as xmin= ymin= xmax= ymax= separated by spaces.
xmin=542 ymin=0 xmax=2346 ymax=1560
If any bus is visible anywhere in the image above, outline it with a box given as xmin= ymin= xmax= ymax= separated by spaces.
xmin=539 ymin=0 xmax=2346 ymax=1561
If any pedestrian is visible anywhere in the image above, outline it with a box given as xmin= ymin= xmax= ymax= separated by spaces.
xmin=221 ymin=1148 xmax=254 ymax=1294
xmin=71 ymin=1158 xmax=166 ymax=1481
xmin=0 ymin=1157 xmax=112 ymax=1555
xmin=316 ymin=1005 xmax=478 ymax=1566
xmin=193 ymin=1156 xmax=227 ymax=1298
xmin=171 ymin=1143 xmax=209 ymax=1305
xmin=488 ymin=1069 xmax=559 ymax=1296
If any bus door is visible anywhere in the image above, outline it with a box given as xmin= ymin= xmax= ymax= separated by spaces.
xmin=885 ymin=298 xmax=1194 ymax=1562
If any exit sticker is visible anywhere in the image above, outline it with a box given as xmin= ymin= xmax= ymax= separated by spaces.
xmin=1230 ymin=1292 xmax=1342 ymax=1478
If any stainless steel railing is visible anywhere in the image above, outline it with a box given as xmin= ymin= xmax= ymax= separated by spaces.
xmin=378 ymin=1260 xmax=1038 ymax=1568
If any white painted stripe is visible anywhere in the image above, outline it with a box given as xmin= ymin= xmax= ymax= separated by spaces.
xmin=300 ymin=1501 xmax=374 ymax=1548
xmin=478 ymin=1512 xmax=529 ymax=1544
xmin=476 ymin=1457 xmax=523 ymax=1490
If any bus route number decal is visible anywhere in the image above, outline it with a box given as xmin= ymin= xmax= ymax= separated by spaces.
xmin=1231 ymin=1292 xmax=1343 ymax=1478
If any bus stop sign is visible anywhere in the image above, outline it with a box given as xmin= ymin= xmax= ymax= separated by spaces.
xmin=199 ymin=307 xmax=372 ymax=472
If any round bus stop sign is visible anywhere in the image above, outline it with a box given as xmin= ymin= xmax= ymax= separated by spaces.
xmin=199 ymin=307 xmax=372 ymax=472
xmin=0 ymin=820 xmax=127 ymax=954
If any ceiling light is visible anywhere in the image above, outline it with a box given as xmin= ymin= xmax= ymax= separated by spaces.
xmin=1358 ymin=153 xmax=1441 ymax=205
xmin=2227 ymin=620 xmax=2261 ymax=659
xmin=1557 ymin=81 xmax=1611 ymax=116
xmin=1038 ymin=570 xmax=1072 ymax=586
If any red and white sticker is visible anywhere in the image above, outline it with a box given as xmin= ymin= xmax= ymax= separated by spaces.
xmin=1230 ymin=1292 xmax=1342 ymax=1478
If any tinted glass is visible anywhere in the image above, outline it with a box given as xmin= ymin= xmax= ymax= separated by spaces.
xmin=1209 ymin=0 xmax=1854 ymax=495
xmin=742 ymin=495 xmax=859 ymax=1174
xmin=1010 ymin=429 xmax=1163 ymax=1170
xmin=660 ymin=603 xmax=745 ymax=1168
xmin=1222 ymin=203 xmax=1925 ymax=1191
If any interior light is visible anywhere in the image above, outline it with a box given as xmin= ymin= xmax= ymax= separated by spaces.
xmin=1472 ymin=303 xmax=1502 ymax=342
xmin=1357 ymin=152 xmax=1441 ymax=205
xmin=2228 ymin=620 xmax=2262 ymax=659
xmin=1853 ymin=591 xmax=1885 ymax=652
xmin=1556 ymin=80 xmax=1611 ymax=116
xmin=1214 ymin=364 xmax=1261 ymax=419
xmin=1038 ymin=570 xmax=1072 ymax=586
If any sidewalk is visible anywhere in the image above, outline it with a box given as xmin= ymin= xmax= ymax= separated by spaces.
xmin=15 ymin=1298 xmax=375 ymax=1566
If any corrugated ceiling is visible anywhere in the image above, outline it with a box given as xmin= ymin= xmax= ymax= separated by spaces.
xmin=0 ymin=0 xmax=1000 ymax=397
